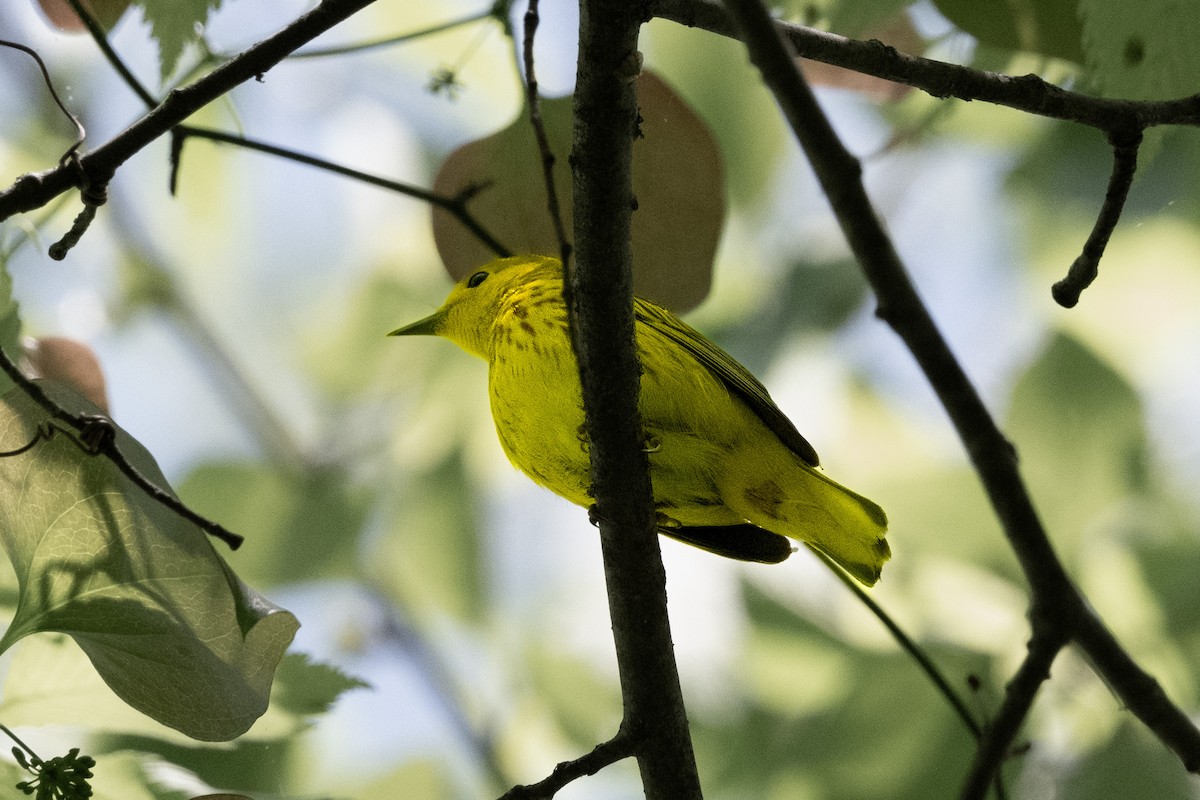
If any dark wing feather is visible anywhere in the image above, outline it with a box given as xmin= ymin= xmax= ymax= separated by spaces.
xmin=634 ymin=297 xmax=820 ymax=466
xmin=659 ymin=523 xmax=794 ymax=564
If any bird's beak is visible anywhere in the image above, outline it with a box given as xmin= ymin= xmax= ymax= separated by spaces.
xmin=388 ymin=311 xmax=442 ymax=337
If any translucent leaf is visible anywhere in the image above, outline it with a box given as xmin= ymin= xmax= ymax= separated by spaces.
xmin=0 ymin=636 xmax=356 ymax=742
xmin=932 ymin=0 xmax=1084 ymax=63
xmin=135 ymin=0 xmax=223 ymax=80
xmin=23 ymin=337 xmax=109 ymax=412
xmin=1079 ymin=0 xmax=1200 ymax=100
xmin=0 ymin=382 xmax=298 ymax=741
xmin=432 ymin=70 xmax=725 ymax=312
xmin=270 ymin=652 xmax=368 ymax=717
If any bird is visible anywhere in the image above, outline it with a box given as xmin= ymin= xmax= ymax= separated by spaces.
xmin=390 ymin=255 xmax=890 ymax=585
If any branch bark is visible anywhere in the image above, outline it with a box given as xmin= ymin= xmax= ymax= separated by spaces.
xmin=652 ymin=0 xmax=1200 ymax=131
xmin=569 ymin=1 xmax=703 ymax=798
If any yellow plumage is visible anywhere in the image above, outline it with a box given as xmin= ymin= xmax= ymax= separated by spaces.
xmin=390 ymin=255 xmax=890 ymax=585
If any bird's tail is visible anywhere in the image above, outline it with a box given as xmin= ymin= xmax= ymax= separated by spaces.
xmin=721 ymin=454 xmax=890 ymax=586
xmin=797 ymin=469 xmax=890 ymax=585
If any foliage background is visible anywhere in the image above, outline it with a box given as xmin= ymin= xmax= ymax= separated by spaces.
xmin=1 ymin=0 xmax=1199 ymax=797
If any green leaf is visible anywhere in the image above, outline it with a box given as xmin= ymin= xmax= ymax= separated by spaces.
xmin=1079 ymin=0 xmax=1200 ymax=100
xmin=0 ymin=381 xmax=298 ymax=741
xmin=135 ymin=0 xmax=223 ymax=80
xmin=1006 ymin=332 xmax=1149 ymax=559
xmin=932 ymin=0 xmax=1084 ymax=63
xmin=270 ymin=652 xmax=368 ymax=716
xmin=432 ymin=70 xmax=725 ymax=312
xmin=0 ymin=635 xmax=350 ymax=742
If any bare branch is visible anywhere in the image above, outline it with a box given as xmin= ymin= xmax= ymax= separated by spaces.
xmin=173 ymin=126 xmax=511 ymax=256
xmin=1052 ymin=131 xmax=1142 ymax=307
xmin=0 ymin=40 xmax=87 ymax=157
xmin=570 ymin=0 xmax=703 ymax=797
xmin=498 ymin=732 xmax=634 ymax=799
xmin=958 ymin=623 xmax=1067 ymax=800
xmin=651 ymin=0 xmax=1200 ymax=131
xmin=522 ymin=0 xmax=572 ymax=268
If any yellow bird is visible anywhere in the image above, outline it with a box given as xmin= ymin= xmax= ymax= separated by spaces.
xmin=390 ymin=255 xmax=890 ymax=585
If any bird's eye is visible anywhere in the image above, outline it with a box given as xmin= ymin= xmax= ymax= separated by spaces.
xmin=466 ymin=271 xmax=489 ymax=289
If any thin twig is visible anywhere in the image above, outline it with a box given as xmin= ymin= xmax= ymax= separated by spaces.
xmin=810 ymin=549 xmax=981 ymax=737
xmin=173 ymin=125 xmax=511 ymax=256
xmin=522 ymin=0 xmax=572 ymax=269
xmin=0 ymin=347 xmax=244 ymax=550
xmin=0 ymin=39 xmax=101 ymax=259
xmin=498 ymin=731 xmax=635 ymax=799
xmin=0 ymin=40 xmax=87 ymax=159
xmin=290 ymin=6 xmax=497 ymax=59
xmin=1051 ymin=130 xmax=1142 ymax=307
xmin=958 ymin=624 xmax=1066 ymax=800
xmin=810 ymin=547 xmax=1009 ymax=800
xmin=0 ymin=723 xmax=41 ymax=762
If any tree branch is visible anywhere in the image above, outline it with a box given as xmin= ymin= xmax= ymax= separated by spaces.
xmin=1051 ymin=131 xmax=1142 ymax=307
xmin=717 ymin=0 xmax=1200 ymax=793
xmin=569 ymin=1 xmax=703 ymax=798
xmin=522 ymin=0 xmax=572 ymax=268
xmin=172 ymin=126 xmax=510 ymax=256
xmin=958 ymin=621 xmax=1067 ymax=800
xmin=498 ymin=732 xmax=634 ymax=800
xmin=651 ymin=0 xmax=1200 ymax=131
xmin=0 ymin=0 xmax=382 ymax=224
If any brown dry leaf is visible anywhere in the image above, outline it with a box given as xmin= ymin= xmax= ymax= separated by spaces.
xmin=801 ymin=13 xmax=922 ymax=102
xmin=432 ymin=70 xmax=725 ymax=312
xmin=34 ymin=0 xmax=130 ymax=31
xmin=22 ymin=336 xmax=109 ymax=412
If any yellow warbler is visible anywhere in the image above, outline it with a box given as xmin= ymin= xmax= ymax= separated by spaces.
xmin=391 ymin=255 xmax=890 ymax=585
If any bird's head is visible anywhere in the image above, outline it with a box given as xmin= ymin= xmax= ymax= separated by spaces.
xmin=389 ymin=255 xmax=563 ymax=359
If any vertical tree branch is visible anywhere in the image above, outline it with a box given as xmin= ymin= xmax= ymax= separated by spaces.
xmin=570 ymin=1 xmax=703 ymax=798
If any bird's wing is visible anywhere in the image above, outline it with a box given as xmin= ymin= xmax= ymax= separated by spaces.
xmin=634 ymin=298 xmax=820 ymax=466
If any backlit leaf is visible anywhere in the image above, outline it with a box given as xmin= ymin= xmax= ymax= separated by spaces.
xmin=1079 ymin=0 xmax=1200 ymax=100
xmin=932 ymin=0 xmax=1084 ymax=63
xmin=0 ymin=381 xmax=298 ymax=741
xmin=432 ymin=70 xmax=725 ymax=312
xmin=135 ymin=0 xmax=223 ymax=79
